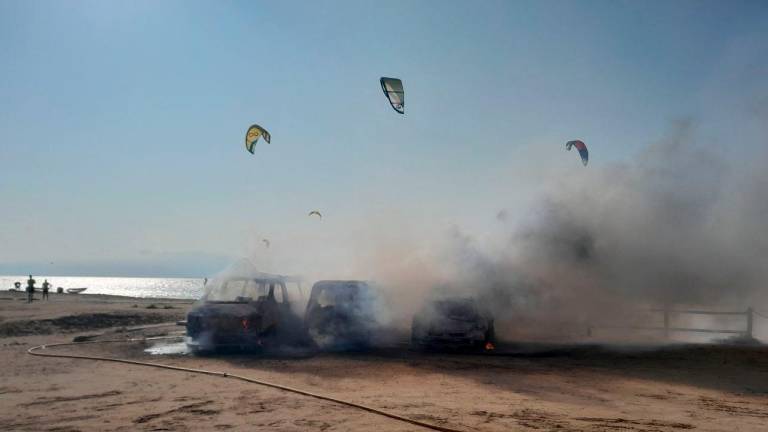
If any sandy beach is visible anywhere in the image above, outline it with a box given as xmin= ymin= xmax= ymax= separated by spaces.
xmin=0 ymin=290 xmax=766 ymax=431
xmin=5 ymin=1 xmax=768 ymax=430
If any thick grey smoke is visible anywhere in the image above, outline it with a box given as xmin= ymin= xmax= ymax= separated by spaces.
xmin=402 ymin=119 xmax=768 ymax=340
xmin=223 ymin=116 xmax=768 ymax=343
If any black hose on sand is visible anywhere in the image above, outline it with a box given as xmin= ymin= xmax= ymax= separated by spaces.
xmin=28 ymin=334 xmax=468 ymax=432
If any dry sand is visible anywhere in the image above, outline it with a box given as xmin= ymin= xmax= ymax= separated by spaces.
xmin=1 ymin=290 xmax=767 ymax=431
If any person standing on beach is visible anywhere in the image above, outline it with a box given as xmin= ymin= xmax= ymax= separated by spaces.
xmin=42 ymin=280 xmax=50 ymax=300
xmin=26 ymin=274 xmax=36 ymax=303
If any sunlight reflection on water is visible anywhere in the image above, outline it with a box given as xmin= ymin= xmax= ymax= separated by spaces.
xmin=0 ymin=275 xmax=205 ymax=299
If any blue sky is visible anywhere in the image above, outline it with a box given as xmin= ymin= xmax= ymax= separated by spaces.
xmin=1 ymin=0 xmax=766 ymax=276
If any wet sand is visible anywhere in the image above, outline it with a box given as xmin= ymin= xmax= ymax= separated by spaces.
xmin=1 ymin=290 xmax=767 ymax=431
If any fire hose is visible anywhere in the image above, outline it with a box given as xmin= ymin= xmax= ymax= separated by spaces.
xmin=28 ymin=335 xmax=469 ymax=432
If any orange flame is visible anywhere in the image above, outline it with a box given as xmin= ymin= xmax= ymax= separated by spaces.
xmin=241 ymin=318 xmax=249 ymax=330
xmin=485 ymin=342 xmax=495 ymax=351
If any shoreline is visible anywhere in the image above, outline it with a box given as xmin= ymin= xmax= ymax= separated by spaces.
xmin=0 ymin=275 xmax=205 ymax=302
xmin=2 ymin=289 xmax=768 ymax=431
xmin=1 ymin=289 xmax=197 ymax=303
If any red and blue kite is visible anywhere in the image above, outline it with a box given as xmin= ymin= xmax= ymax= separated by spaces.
xmin=566 ymin=140 xmax=589 ymax=166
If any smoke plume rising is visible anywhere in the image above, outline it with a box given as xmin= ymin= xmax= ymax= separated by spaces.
xmin=361 ymin=119 xmax=768 ymax=340
xmin=226 ymin=114 xmax=768 ymax=342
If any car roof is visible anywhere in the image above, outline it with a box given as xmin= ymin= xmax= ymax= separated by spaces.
xmin=226 ymin=277 xmax=285 ymax=283
xmin=432 ymin=296 xmax=476 ymax=304
xmin=312 ymin=280 xmax=369 ymax=286
xmin=224 ymin=274 xmax=302 ymax=284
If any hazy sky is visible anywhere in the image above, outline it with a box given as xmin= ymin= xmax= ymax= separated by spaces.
xmin=1 ymin=0 xmax=766 ymax=276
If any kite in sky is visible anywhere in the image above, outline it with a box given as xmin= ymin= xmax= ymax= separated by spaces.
xmin=245 ymin=124 xmax=271 ymax=154
xmin=380 ymin=77 xmax=404 ymax=114
xmin=566 ymin=140 xmax=589 ymax=166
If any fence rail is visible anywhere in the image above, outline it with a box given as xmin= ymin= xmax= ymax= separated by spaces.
xmin=589 ymin=307 xmax=755 ymax=338
xmin=648 ymin=309 xmax=747 ymax=316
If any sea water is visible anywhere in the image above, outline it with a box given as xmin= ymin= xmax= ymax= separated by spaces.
xmin=0 ymin=275 xmax=205 ymax=299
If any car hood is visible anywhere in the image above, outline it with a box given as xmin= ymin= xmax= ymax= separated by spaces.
xmin=189 ymin=301 xmax=271 ymax=318
xmin=423 ymin=316 xmax=487 ymax=333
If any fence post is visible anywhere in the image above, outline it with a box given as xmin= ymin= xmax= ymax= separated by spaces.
xmin=746 ymin=307 xmax=753 ymax=338
xmin=663 ymin=304 xmax=670 ymax=339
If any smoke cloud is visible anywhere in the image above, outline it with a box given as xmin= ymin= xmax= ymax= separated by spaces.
xmin=336 ymin=118 xmax=766 ymax=342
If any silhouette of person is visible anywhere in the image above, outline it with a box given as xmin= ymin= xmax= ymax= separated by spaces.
xmin=26 ymin=275 xmax=36 ymax=303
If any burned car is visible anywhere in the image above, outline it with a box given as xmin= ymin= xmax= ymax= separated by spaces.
xmin=411 ymin=297 xmax=495 ymax=350
xmin=304 ymin=280 xmax=379 ymax=349
xmin=186 ymin=274 xmax=307 ymax=352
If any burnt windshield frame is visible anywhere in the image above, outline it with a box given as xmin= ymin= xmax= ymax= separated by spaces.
xmin=203 ymin=278 xmax=287 ymax=302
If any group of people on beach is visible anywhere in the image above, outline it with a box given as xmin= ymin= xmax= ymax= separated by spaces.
xmin=18 ymin=274 xmax=51 ymax=303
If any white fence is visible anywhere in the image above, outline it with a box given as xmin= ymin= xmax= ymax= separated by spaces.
xmin=588 ymin=307 xmax=759 ymax=339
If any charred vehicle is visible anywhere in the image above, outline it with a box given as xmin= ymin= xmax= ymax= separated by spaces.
xmin=304 ymin=280 xmax=378 ymax=348
xmin=411 ymin=297 xmax=495 ymax=350
xmin=186 ymin=274 xmax=307 ymax=352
